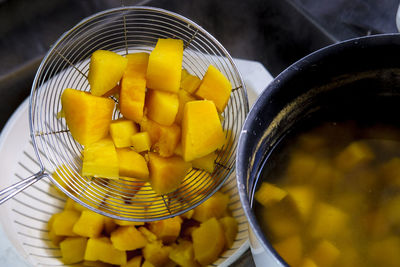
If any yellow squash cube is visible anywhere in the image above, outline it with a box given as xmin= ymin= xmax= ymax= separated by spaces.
xmin=148 ymin=152 xmax=192 ymax=195
xmin=192 ymin=217 xmax=225 ymax=266
xmin=110 ymin=225 xmax=148 ymax=251
xmin=192 ymin=191 xmax=229 ymax=222
xmin=169 ymin=239 xmax=200 ymax=267
xmin=254 ymin=182 xmax=288 ymax=207
xmin=285 ymin=185 xmax=315 ymax=222
xmin=273 ymin=235 xmax=303 ymax=267
xmin=191 ymin=152 xmax=217 ymax=173
xmin=84 ymin=237 xmax=127 ymax=265
xmin=138 ymin=226 xmax=158 ymax=243
xmin=299 ymin=258 xmax=318 ymax=267
xmin=182 ymin=100 xmax=225 ymax=161
xmin=146 ymin=38 xmax=183 ymax=93
xmin=88 ymin=50 xmax=128 ymax=96
xmin=180 ymin=69 xmax=201 ymax=94
xmin=143 ymin=242 xmax=172 ymax=267
xmin=130 ymin=132 xmax=151 ymax=152
xmin=53 ymin=210 xmax=80 ymax=236
xmin=109 ymin=119 xmax=138 ymax=148
xmin=146 ymin=89 xmax=179 ymax=126
xmin=148 ymin=216 xmax=183 ymax=244
xmin=195 ymin=65 xmax=232 ymax=113
xmin=219 ymin=216 xmax=238 ymax=249
xmin=82 ymin=138 xmax=119 ymax=179
xmin=59 ymin=237 xmax=88 ymax=264
xmin=73 ymin=210 xmax=104 ymax=238
xmin=116 ymin=148 xmax=149 ymax=180
xmin=310 ymin=239 xmax=340 ymax=267
xmin=335 ymin=141 xmax=374 ymax=171
xmin=310 ymin=202 xmax=348 ymax=239
xmin=61 ymin=88 xmax=115 ymax=146
xmin=368 ymin=236 xmax=400 ymax=267
xmin=175 ymin=88 xmax=197 ymax=124
xmin=121 ymin=256 xmax=142 ymax=267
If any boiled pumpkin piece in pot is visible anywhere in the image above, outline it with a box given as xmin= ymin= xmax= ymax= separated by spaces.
xmin=52 ymin=209 xmax=80 ymax=236
xmin=121 ymin=256 xmax=142 ymax=267
xmin=110 ymin=225 xmax=148 ymax=251
xmin=72 ymin=210 xmax=104 ymax=238
xmin=146 ymin=89 xmax=179 ymax=126
xmin=116 ymin=148 xmax=149 ymax=181
xmin=109 ymin=118 xmax=138 ymax=148
xmin=191 ymin=152 xmax=217 ymax=173
xmin=175 ymin=88 xmax=197 ymax=125
xmin=81 ymin=138 xmax=119 ymax=179
xmin=273 ymin=235 xmax=303 ymax=267
xmin=146 ymin=38 xmax=183 ymax=93
xmin=148 ymin=216 xmax=183 ymax=244
xmin=219 ymin=216 xmax=239 ymax=249
xmin=192 ymin=191 xmax=229 ymax=222
xmin=61 ymin=88 xmax=115 ymax=146
xmin=169 ymin=239 xmax=200 ymax=267
xmin=84 ymin=237 xmax=127 ymax=265
xmin=59 ymin=237 xmax=88 ymax=264
xmin=88 ymin=50 xmax=128 ymax=96
xmin=180 ymin=69 xmax=201 ymax=94
xmin=130 ymin=131 xmax=152 ymax=153
xmin=142 ymin=241 xmax=172 ymax=267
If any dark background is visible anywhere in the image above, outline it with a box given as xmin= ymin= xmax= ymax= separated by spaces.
xmin=0 ymin=0 xmax=398 ymax=264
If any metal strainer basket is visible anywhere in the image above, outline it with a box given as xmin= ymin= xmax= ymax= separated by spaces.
xmin=0 ymin=6 xmax=248 ymax=221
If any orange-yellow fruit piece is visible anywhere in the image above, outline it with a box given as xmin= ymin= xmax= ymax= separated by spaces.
xmin=110 ymin=225 xmax=148 ymax=251
xmin=299 ymin=258 xmax=318 ymax=267
xmin=146 ymin=38 xmax=183 ymax=93
xmin=219 ymin=216 xmax=239 ymax=249
xmin=195 ymin=65 xmax=232 ymax=113
xmin=169 ymin=239 xmax=200 ymax=267
xmin=61 ymin=88 xmax=115 ymax=146
xmin=48 ymin=213 xmax=64 ymax=246
xmin=335 ymin=140 xmax=375 ymax=171
xmin=146 ymin=89 xmax=179 ymax=126
xmin=72 ymin=210 xmax=104 ymax=238
xmin=285 ymin=185 xmax=315 ymax=222
xmin=84 ymin=237 xmax=127 ymax=265
xmin=120 ymin=53 xmax=149 ymax=123
xmin=121 ymin=256 xmax=142 ymax=267
xmin=175 ymin=89 xmax=197 ymax=125
xmin=130 ymin=132 xmax=151 ymax=153
xmin=60 ymin=237 xmax=88 ymax=264
xmin=368 ymin=236 xmax=400 ymax=267
xmin=109 ymin=119 xmax=138 ymax=148
xmin=148 ymin=152 xmax=192 ymax=195
xmin=116 ymin=148 xmax=149 ymax=180
xmin=180 ymin=69 xmax=201 ymax=94
xmin=182 ymin=100 xmax=225 ymax=162
xmin=191 ymin=152 xmax=217 ymax=173
xmin=143 ymin=241 xmax=172 ymax=267
xmin=52 ymin=210 xmax=80 ymax=236
xmin=192 ymin=191 xmax=229 ymax=222
xmin=273 ymin=235 xmax=303 ymax=267
xmin=88 ymin=50 xmax=128 ymax=96
xmin=310 ymin=239 xmax=340 ymax=267
xmin=310 ymin=202 xmax=348 ymax=239
xmin=148 ymin=216 xmax=183 ymax=244
xmin=82 ymin=138 xmax=119 ymax=179
xmin=255 ymin=182 xmax=288 ymax=207
xmin=192 ymin=217 xmax=225 ymax=266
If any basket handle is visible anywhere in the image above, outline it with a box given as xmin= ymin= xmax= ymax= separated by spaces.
xmin=0 ymin=171 xmax=48 ymax=204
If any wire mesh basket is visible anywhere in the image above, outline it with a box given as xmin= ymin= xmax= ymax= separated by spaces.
xmin=3 ymin=6 xmax=248 ymax=221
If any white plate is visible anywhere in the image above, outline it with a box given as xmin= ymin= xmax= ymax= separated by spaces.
xmin=0 ymin=58 xmax=273 ymax=267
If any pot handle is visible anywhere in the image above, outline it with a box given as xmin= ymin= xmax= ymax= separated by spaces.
xmin=0 ymin=171 xmax=49 ymax=204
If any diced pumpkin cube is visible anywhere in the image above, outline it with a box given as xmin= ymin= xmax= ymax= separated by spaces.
xmin=191 ymin=152 xmax=217 ymax=173
xmin=120 ymin=78 xmax=146 ymax=123
xmin=52 ymin=210 xmax=80 ymax=236
xmin=116 ymin=148 xmax=149 ymax=180
xmin=286 ymin=152 xmax=318 ymax=183
xmin=148 ymin=216 xmax=183 ymax=244
xmin=88 ymin=50 xmax=128 ymax=96
xmin=310 ymin=239 xmax=340 ymax=267
xmin=146 ymin=89 xmax=179 ymax=126
xmin=113 ymin=219 xmax=145 ymax=227
xmin=61 ymin=88 xmax=115 ymax=146
xmin=368 ymin=236 xmax=400 ymax=267
xmin=192 ymin=191 xmax=229 ymax=222
xmin=380 ymin=157 xmax=400 ymax=187
xmin=310 ymin=202 xmax=348 ymax=239
xmin=273 ymin=235 xmax=303 ymax=267
xmin=130 ymin=132 xmax=151 ymax=152
xmin=84 ymin=237 xmax=127 ymax=265
xmin=182 ymin=100 xmax=225 ymax=161
xmin=60 ymin=237 xmax=88 ymax=264
xmin=192 ymin=217 xmax=225 ymax=266
xmin=180 ymin=69 xmax=201 ymax=94
xmin=169 ymin=239 xmax=200 ymax=267
xmin=103 ymin=217 xmax=118 ymax=235
xmin=73 ymin=210 xmax=104 ymax=238
xmin=126 ymin=52 xmax=149 ymax=78
xmin=175 ymin=89 xmax=197 ymax=124
xmin=335 ymin=141 xmax=374 ymax=171
xmin=255 ymin=182 xmax=288 ymax=207
xmin=195 ymin=65 xmax=232 ymax=113
xmin=299 ymin=258 xmax=318 ymax=267
xmin=285 ymin=185 xmax=315 ymax=222
xmin=109 ymin=119 xmax=138 ymax=148
xmin=138 ymin=226 xmax=158 ymax=243
xmin=143 ymin=241 xmax=172 ymax=267
xmin=82 ymin=138 xmax=119 ymax=179
xmin=121 ymin=256 xmax=142 ymax=267
xmin=49 ymin=227 xmax=65 ymax=246
xmin=148 ymin=152 xmax=192 ymax=195
xmin=110 ymin=225 xmax=148 ymax=251
xmin=146 ymin=38 xmax=183 ymax=93
xmin=219 ymin=216 xmax=238 ymax=249
xmin=142 ymin=261 xmax=155 ymax=267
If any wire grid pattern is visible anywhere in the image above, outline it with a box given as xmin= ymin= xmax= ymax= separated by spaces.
xmin=29 ymin=6 xmax=248 ymax=221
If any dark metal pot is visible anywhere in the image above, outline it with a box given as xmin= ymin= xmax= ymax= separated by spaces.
xmin=236 ymin=33 xmax=400 ymax=266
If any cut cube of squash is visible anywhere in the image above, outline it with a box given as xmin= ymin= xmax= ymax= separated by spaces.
xmin=299 ymin=258 xmax=318 ymax=267
xmin=180 ymin=69 xmax=201 ymax=94
xmin=285 ymin=185 xmax=315 ymax=222
xmin=310 ymin=202 xmax=348 ymax=239
xmin=310 ymin=239 xmax=340 ymax=267
xmin=130 ymin=132 xmax=151 ymax=153
xmin=219 ymin=216 xmax=238 ymax=249
xmin=116 ymin=148 xmax=149 ymax=180
xmin=192 ymin=217 xmax=225 ymax=266
xmin=60 ymin=237 xmax=88 ymax=264
xmin=335 ymin=140 xmax=374 ymax=171
xmin=82 ymin=138 xmax=119 ymax=179
xmin=88 ymin=50 xmax=128 ymax=96
xmin=110 ymin=225 xmax=148 ymax=251
xmin=148 ymin=216 xmax=183 ymax=244
xmin=121 ymin=256 xmax=142 ymax=267
xmin=175 ymin=88 xmax=197 ymax=124
xmin=169 ymin=239 xmax=200 ymax=267
xmin=84 ymin=237 xmax=127 ymax=265
xmin=182 ymin=100 xmax=225 ymax=161
xmin=109 ymin=119 xmax=138 ymax=148
xmin=53 ymin=210 xmax=80 ymax=236
xmin=143 ymin=241 xmax=172 ymax=267
xmin=148 ymin=152 xmax=192 ymax=195
xmin=195 ymin=65 xmax=232 ymax=113
xmin=146 ymin=38 xmax=183 ymax=93
xmin=255 ymin=182 xmax=288 ymax=207
xmin=138 ymin=226 xmax=158 ymax=243
xmin=61 ymin=88 xmax=115 ymax=146
xmin=73 ymin=210 xmax=104 ymax=238
xmin=273 ymin=235 xmax=303 ymax=267
xmin=368 ymin=236 xmax=400 ymax=267
xmin=192 ymin=191 xmax=229 ymax=222
xmin=146 ymin=89 xmax=179 ymax=126
xmin=191 ymin=152 xmax=217 ymax=173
